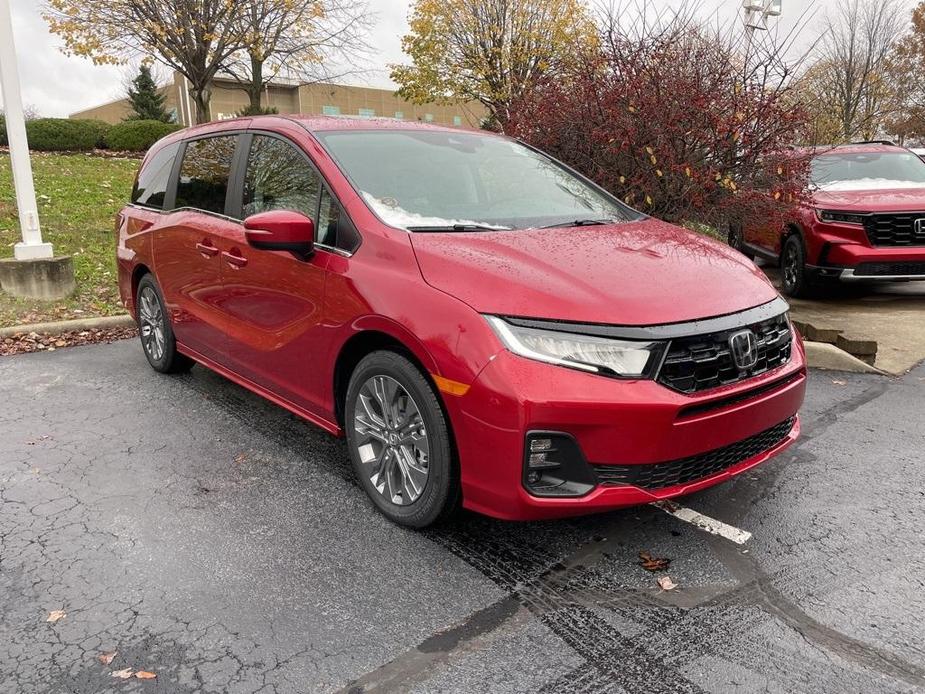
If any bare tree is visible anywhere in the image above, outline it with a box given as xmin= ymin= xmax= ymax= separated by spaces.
xmin=222 ymin=0 xmax=373 ymax=115
xmin=815 ymin=0 xmax=906 ymax=140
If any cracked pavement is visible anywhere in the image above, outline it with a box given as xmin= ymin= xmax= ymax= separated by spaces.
xmin=1 ymin=340 xmax=923 ymax=693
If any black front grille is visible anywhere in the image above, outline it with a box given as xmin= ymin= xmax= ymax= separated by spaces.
xmin=593 ymin=417 xmax=795 ymax=490
xmin=863 ymin=213 xmax=925 ymax=246
xmin=855 ymin=261 xmax=925 ymax=276
xmin=656 ymin=312 xmax=792 ymax=394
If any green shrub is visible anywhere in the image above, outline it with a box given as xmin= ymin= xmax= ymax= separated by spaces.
xmin=25 ymin=118 xmax=99 ymax=151
xmin=105 ymin=120 xmax=183 ymax=152
xmin=73 ymin=119 xmax=112 ymax=149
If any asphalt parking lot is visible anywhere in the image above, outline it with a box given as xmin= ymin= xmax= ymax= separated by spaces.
xmin=1 ymin=340 xmax=924 ymax=693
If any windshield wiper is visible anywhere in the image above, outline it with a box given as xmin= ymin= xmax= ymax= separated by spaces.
xmin=539 ymin=218 xmax=617 ymax=229
xmin=407 ymin=224 xmax=506 ymax=232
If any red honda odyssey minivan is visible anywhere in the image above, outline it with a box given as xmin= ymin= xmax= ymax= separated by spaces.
xmin=117 ymin=116 xmax=806 ymax=527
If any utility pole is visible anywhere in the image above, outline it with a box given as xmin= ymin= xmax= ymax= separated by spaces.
xmin=0 ymin=0 xmax=75 ymax=299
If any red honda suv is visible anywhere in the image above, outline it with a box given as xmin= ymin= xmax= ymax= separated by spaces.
xmin=731 ymin=142 xmax=925 ymax=297
xmin=117 ymin=116 xmax=806 ymax=527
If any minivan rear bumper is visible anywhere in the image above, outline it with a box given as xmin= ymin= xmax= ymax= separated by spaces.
xmin=450 ymin=328 xmax=806 ymax=521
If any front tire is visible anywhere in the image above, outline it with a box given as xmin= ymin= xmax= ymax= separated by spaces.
xmin=345 ymin=350 xmax=459 ymax=528
xmin=780 ymin=234 xmax=816 ymax=298
xmin=135 ymin=274 xmax=193 ymax=374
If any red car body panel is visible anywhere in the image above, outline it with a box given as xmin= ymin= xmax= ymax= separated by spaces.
xmin=118 ymin=115 xmax=806 ymax=521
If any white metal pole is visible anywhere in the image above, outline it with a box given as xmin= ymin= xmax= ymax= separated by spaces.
xmin=0 ymin=0 xmax=52 ymax=260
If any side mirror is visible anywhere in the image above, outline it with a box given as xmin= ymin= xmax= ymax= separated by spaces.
xmin=244 ymin=210 xmax=315 ymax=258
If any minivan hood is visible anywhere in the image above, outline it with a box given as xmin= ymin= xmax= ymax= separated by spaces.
xmin=409 ymin=219 xmax=779 ymax=325
xmin=812 ymin=186 xmax=925 ymax=212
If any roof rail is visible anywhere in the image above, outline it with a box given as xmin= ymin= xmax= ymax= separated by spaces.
xmin=846 ymin=140 xmax=897 ymax=146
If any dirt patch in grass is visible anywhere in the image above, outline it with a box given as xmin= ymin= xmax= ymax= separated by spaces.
xmin=0 ymin=151 xmax=139 ymax=327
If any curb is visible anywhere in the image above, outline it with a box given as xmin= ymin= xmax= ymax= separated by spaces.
xmin=0 ymin=314 xmax=136 ymax=339
xmin=803 ymin=341 xmax=886 ymax=375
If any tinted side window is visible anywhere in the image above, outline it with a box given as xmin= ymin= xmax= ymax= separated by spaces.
xmin=243 ymin=135 xmax=320 ymax=219
xmin=175 ymin=136 xmax=237 ymax=214
xmin=132 ymin=143 xmax=179 ymax=209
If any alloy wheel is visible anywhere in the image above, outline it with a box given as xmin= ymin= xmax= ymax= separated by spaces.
xmin=138 ymin=286 xmax=166 ymax=362
xmin=353 ymin=375 xmax=430 ymax=506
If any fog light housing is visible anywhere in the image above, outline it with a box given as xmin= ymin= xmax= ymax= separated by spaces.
xmin=522 ymin=432 xmax=597 ymax=498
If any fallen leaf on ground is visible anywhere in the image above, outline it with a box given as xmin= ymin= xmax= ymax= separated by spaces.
xmin=638 ymin=551 xmax=671 ymax=572
xmin=233 ymin=453 xmax=248 ymax=464
xmin=111 ymin=668 xmax=134 ymax=679
xmin=657 ymin=575 xmax=678 ymax=591
xmin=98 ymin=651 xmax=117 ymax=665
xmin=832 ymin=379 xmax=847 ymax=385
xmin=135 ymin=671 xmax=157 ymax=680
xmin=46 ymin=610 xmax=66 ymax=623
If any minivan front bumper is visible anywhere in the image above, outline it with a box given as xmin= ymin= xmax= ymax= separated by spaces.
xmin=450 ymin=327 xmax=806 ymax=521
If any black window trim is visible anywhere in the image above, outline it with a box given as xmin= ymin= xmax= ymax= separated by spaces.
xmin=233 ymin=128 xmax=360 ymax=256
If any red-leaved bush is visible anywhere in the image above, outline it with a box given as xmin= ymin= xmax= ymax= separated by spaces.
xmin=507 ymin=16 xmax=812 ymax=235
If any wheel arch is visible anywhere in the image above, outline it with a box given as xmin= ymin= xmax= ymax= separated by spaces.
xmin=332 ymin=327 xmax=439 ymax=429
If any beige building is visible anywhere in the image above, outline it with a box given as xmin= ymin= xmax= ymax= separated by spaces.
xmin=70 ymin=72 xmax=486 ymax=128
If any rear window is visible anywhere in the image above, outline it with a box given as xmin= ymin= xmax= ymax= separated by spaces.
xmin=175 ymin=136 xmax=238 ymax=214
xmin=131 ymin=143 xmax=179 ymax=209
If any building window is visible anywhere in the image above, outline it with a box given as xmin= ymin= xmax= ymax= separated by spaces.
xmin=424 ymin=113 xmax=434 ymax=122
xmin=453 ymin=116 xmax=462 ymax=126
xmin=358 ymin=108 xmax=375 ymax=118
xmin=322 ymin=105 xmax=340 ymax=116
xmin=394 ymin=111 xmax=404 ymax=120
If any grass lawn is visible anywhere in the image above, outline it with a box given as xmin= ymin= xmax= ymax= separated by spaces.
xmin=0 ymin=151 xmax=139 ymax=328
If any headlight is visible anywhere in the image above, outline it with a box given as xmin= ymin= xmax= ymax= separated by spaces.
xmin=817 ymin=210 xmax=867 ymax=225
xmin=485 ymin=316 xmax=667 ymax=379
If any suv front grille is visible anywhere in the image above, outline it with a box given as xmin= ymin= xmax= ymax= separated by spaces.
xmin=862 ymin=213 xmax=925 ymax=246
xmin=593 ymin=417 xmax=795 ymax=490
xmin=855 ymin=261 xmax=925 ymax=276
xmin=656 ymin=312 xmax=792 ymax=394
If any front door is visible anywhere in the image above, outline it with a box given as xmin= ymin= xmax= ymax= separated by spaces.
xmin=211 ymin=133 xmax=332 ymax=416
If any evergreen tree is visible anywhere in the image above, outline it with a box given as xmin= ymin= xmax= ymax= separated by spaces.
xmin=126 ymin=65 xmax=172 ymax=122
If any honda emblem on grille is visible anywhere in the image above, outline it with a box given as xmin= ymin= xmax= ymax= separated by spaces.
xmin=729 ymin=329 xmax=759 ymax=370
xmin=915 ymin=218 xmax=925 ymax=236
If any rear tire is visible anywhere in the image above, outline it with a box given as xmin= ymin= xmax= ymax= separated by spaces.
xmin=135 ymin=274 xmax=194 ymax=374
xmin=345 ymin=350 xmax=459 ymax=528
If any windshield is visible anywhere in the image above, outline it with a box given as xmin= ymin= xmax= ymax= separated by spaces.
xmin=314 ymin=129 xmax=638 ymax=231
xmin=811 ymin=151 xmax=925 ymax=191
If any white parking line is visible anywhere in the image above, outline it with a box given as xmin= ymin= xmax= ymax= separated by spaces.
xmin=651 ymin=501 xmax=753 ymax=545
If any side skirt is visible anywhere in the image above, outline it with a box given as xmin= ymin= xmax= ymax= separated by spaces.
xmin=176 ymin=342 xmax=344 ymax=438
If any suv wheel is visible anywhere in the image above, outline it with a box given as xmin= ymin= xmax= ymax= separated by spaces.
xmin=345 ymin=350 xmax=459 ymax=528
xmin=136 ymin=274 xmax=194 ymax=374
xmin=780 ymin=234 xmax=823 ymax=298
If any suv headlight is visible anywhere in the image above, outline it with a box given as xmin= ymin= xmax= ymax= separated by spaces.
xmin=485 ymin=316 xmax=667 ymax=379
xmin=816 ymin=209 xmax=867 ymax=225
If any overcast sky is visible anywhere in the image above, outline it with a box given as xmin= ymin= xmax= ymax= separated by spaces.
xmin=0 ymin=0 xmax=890 ymax=118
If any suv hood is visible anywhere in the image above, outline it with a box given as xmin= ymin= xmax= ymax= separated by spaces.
xmin=409 ymin=218 xmax=779 ymax=325
xmin=813 ymin=186 xmax=925 ymax=212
